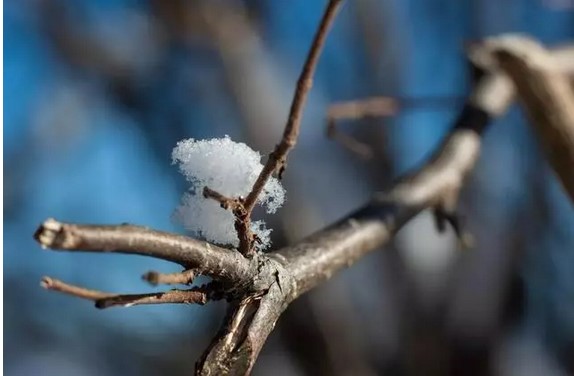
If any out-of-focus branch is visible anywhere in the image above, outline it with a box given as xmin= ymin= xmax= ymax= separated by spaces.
xmin=488 ymin=37 xmax=574 ymax=203
xmin=325 ymin=96 xmax=466 ymax=159
xmin=282 ymin=76 xmax=510 ymax=296
xmin=326 ymin=97 xmax=398 ymax=158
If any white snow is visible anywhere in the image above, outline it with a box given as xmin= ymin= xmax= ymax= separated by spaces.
xmin=172 ymin=136 xmax=285 ymax=250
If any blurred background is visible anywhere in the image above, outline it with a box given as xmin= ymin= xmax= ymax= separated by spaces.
xmin=4 ymin=0 xmax=574 ymax=375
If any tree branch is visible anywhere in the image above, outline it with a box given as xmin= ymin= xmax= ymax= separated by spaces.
xmin=325 ymin=95 xmax=466 ymax=158
xmin=35 ymin=218 xmax=253 ymax=284
xmin=489 ymin=37 xmax=574 ymax=203
xmin=230 ymin=0 xmax=344 ymax=255
xmin=41 ymin=277 xmax=208 ymax=309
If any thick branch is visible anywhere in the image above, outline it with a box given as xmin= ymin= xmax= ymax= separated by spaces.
xmin=41 ymin=277 xmax=208 ymax=309
xmin=282 ymin=106 xmax=495 ymax=296
xmin=35 ymin=218 xmax=253 ymax=284
xmin=491 ymin=38 xmax=574 ymax=203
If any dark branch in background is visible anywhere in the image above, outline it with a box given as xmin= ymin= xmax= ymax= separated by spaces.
xmin=325 ymin=95 xmax=466 ymax=159
xmin=204 ymin=0 xmax=344 ymax=256
xmin=326 ymin=97 xmax=398 ymax=159
xmin=35 ymin=16 xmax=574 ymax=376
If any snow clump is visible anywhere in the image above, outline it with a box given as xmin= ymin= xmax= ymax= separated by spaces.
xmin=172 ymin=136 xmax=285 ymax=250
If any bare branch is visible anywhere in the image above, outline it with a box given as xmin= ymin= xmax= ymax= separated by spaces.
xmin=325 ymin=96 xmax=464 ymax=158
xmin=196 ymin=276 xmax=288 ymax=375
xmin=490 ymin=38 xmax=574 ymax=203
xmin=41 ymin=276 xmax=115 ymax=301
xmin=96 ymin=289 xmax=207 ymax=309
xmin=234 ymin=0 xmax=344 ymax=255
xmin=327 ymin=96 xmax=397 ymax=123
xmin=34 ymin=218 xmax=254 ymax=284
xmin=41 ymin=277 xmax=208 ymax=309
xmin=203 ymin=186 xmax=245 ymax=213
xmin=244 ymin=0 xmax=343 ymax=206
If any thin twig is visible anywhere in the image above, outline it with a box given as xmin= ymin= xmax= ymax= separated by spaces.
xmin=41 ymin=276 xmax=115 ymax=300
xmin=326 ymin=97 xmax=397 ymax=158
xmin=233 ymin=0 xmax=343 ymax=255
xmin=41 ymin=276 xmax=208 ymax=309
xmin=142 ymin=269 xmax=196 ymax=286
xmin=327 ymin=96 xmax=398 ymax=121
xmin=96 ymin=289 xmax=207 ymax=309
xmin=325 ymin=96 xmax=467 ymax=158
xmin=203 ymin=187 xmax=245 ymax=212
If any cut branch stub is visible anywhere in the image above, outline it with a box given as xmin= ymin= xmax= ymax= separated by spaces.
xmin=142 ymin=269 xmax=196 ymax=286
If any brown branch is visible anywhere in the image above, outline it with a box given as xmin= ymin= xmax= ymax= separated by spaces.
xmin=41 ymin=277 xmax=208 ymax=309
xmin=327 ymin=96 xmax=398 ymax=121
xmin=489 ymin=37 xmax=574 ymax=203
xmin=233 ymin=0 xmax=344 ymax=255
xmin=41 ymin=276 xmax=115 ymax=301
xmin=34 ymin=218 xmax=254 ymax=284
xmin=203 ymin=187 xmax=245 ymax=212
xmin=325 ymin=96 xmax=464 ymax=158
xmin=142 ymin=269 xmax=195 ymax=286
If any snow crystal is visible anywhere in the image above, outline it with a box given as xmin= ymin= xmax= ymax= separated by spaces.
xmin=172 ymin=136 xmax=285 ymax=250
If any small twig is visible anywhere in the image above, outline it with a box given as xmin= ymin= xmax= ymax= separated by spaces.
xmin=326 ymin=97 xmax=397 ymax=159
xmin=326 ymin=120 xmax=375 ymax=159
xmin=142 ymin=269 xmax=196 ymax=286
xmin=96 ymin=289 xmax=208 ymax=309
xmin=41 ymin=276 xmax=115 ymax=300
xmin=41 ymin=276 xmax=208 ymax=309
xmin=325 ymin=96 xmax=467 ymax=158
xmin=203 ymin=187 xmax=245 ymax=212
xmin=233 ymin=0 xmax=343 ymax=255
